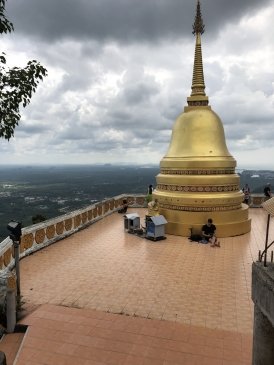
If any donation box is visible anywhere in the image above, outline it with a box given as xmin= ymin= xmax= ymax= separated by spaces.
xmin=124 ymin=213 xmax=140 ymax=231
xmin=146 ymin=215 xmax=168 ymax=240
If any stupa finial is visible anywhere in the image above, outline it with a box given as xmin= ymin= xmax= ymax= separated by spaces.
xmin=192 ymin=0 xmax=205 ymax=35
xmin=187 ymin=0 xmax=208 ymax=107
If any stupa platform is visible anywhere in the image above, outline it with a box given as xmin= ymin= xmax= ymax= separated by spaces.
xmin=0 ymin=207 xmax=272 ymax=364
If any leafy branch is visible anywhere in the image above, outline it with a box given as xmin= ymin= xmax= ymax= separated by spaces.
xmin=0 ymin=0 xmax=48 ymax=139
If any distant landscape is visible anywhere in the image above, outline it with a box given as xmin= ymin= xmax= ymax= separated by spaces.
xmin=0 ymin=165 xmax=159 ymax=241
xmin=0 ymin=165 xmax=273 ymax=241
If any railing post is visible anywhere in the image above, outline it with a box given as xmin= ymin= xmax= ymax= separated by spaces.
xmin=264 ymin=214 xmax=271 ymax=267
xmin=0 ymin=352 xmax=7 ymax=365
xmin=6 ymin=273 xmax=16 ymax=333
xmin=13 ymin=240 xmax=21 ymax=297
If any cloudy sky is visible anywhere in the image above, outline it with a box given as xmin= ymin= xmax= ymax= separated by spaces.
xmin=1 ymin=0 xmax=274 ymax=169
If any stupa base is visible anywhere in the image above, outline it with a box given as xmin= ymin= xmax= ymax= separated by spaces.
xmin=160 ymin=205 xmax=251 ymax=238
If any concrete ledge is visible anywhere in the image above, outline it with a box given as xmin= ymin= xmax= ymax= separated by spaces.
xmin=252 ymin=262 xmax=274 ymax=327
xmin=250 ymin=195 xmax=265 ymax=208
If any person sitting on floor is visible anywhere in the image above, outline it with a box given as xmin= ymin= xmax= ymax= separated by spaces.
xmin=118 ymin=199 xmax=128 ymax=214
xmin=202 ymin=218 xmax=220 ymax=247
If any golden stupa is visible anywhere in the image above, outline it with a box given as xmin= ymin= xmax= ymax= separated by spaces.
xmin=153 ymin=0 xmax=251 ymax=237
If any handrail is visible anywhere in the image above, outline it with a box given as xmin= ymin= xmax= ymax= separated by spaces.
xmin=259 ymin=241 xmax=274 ymax=264
xmin=258 ymin=213 xmax=274 ymax=266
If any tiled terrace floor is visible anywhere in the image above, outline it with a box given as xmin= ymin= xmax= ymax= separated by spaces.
xmin=1 ymin=207 xmax=273 ymax=364
xmin=15 ymin=303 xmax=252 ymax=365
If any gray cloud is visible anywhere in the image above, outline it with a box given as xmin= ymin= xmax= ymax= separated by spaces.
xmin=2 ymin=0 xmax=274 ymax=168
xmin=16 ymin=123 xmax=49 ymax=135
xmin=6 ymin=0 xmax=272 ymax=44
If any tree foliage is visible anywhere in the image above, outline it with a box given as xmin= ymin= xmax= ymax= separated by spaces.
xmin=0 ymin=0 xmax=47 ymax=140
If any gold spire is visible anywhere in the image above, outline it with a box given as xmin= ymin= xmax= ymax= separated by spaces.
xmin=192 ymin=0 xmax=205 ymax=35
xmin=187 ymin=0 xmax=208 ymax=107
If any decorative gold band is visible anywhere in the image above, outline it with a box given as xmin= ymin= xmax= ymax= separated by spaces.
xmin=188 ymin=100 xmax=208 ymax=106
xmin=160 ymin=169 xmax=235 ymax=175
xmin=191 ymin=87 xmax=205 ymax=94
xmin=157 ymin=184 xmax=239 ymax=193
xmin=160 ymin=203 xmax=242 ymax=212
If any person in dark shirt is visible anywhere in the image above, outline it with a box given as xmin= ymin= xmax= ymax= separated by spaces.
xmin=202 ymin=218 xmax=220 ymax=247
xmin=264 ymin=183 xmax=271 ymax=201
xmin=242 ymin=183 xmax=250 ymax=205
xmin=118 ymin=199 xmax=128 ymax=214
xmin=146 ymin=184 xmax=154 ymax=204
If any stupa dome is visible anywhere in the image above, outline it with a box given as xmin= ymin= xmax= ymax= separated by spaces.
xmin=165 ymin=108 xmax=232 ymax=160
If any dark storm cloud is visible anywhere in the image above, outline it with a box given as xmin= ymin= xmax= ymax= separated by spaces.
xmin=6 ymin=0 xmax=272 ymax=44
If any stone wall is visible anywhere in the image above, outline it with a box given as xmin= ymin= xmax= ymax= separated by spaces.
xmin=250 ymin=195 xmax=266 ymax=208
xmin=252 ymin=262 xmax=274 ymax=364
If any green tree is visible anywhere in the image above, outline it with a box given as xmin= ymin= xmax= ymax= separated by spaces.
xmin=0 ymin=0 xmax=47 ymax=139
